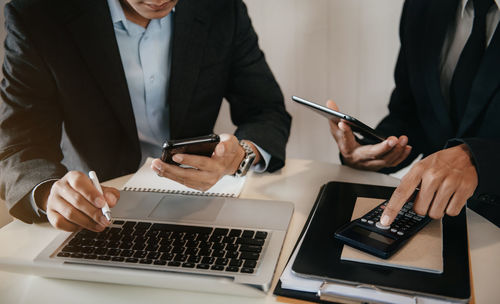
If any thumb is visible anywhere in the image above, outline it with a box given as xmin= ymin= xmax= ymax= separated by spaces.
xmin=326 ymin=100 xmax=339 ymax=111
xmin=214 ymin=141 xmax=226 ymax=158
xmin=101 ymin=186 xmax=120 ymax=208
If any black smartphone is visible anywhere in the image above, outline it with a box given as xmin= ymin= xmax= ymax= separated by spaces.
xmin=292 ymin=95 xmax=386 ymax=142
xmin=161 ymin=134 xmax=220 ymax=165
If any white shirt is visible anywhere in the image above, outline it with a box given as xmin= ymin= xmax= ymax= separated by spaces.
xmin=440 ymin=0 xmax=500 ymax=105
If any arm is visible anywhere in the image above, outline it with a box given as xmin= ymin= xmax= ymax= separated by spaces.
xmin=0 ymin=3 xmax=66 ymax=223
xmin=224 ymin=0 xmax=291 ymax=172
xmin=0 ymin=3 xmax=119 ymax=231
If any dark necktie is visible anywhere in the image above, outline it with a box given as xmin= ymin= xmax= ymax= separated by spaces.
xmin=449 ymin=0 xmax=494 ymax=129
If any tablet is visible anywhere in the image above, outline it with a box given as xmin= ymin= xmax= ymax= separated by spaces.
xmin=292 ymin=96 xmax=386 ymax=142
xmin=289 ymin=182 xmax=470 ymax=303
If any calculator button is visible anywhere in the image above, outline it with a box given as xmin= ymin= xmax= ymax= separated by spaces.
xmin=413 ymin=216 xmax=422 ymax=221
xmin=390 ymin=228 xmax=398 ymax=233
xmin=375 ymin=222 xmax=390 ymax=230
xmin=367 ymin=220 xmax=374 ymax=225
xmin=361 ymin=218 xmax=367 ymax=223
xmin=397 ymin=231 xmax=404 ymax=236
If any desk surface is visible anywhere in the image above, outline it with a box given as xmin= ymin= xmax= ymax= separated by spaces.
xmin=0 ymin=159 xmax=498 ymax=303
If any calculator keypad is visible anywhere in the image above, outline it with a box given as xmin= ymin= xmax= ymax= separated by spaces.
xmin=358 ymin=201 xmax=427 ymax=238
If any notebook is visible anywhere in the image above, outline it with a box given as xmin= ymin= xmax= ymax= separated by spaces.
xmin=123 ymin=157 xmax=247 ymax=197
xmin=340 ymin=197 xmax=443 ymax=274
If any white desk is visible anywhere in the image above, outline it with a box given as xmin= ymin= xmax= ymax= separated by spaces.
xmin=0 ymin=159 xmax=498 ymax=303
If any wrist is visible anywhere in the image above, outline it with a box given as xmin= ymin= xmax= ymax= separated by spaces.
xmin=35 ymin=180 xmax=56 ymax=213
xmin=232 ymin=140 xmax=257 ymax=177
xmin=241 ymin=140 xmax=261 ymax=165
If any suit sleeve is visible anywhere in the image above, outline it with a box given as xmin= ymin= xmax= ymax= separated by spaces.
xmin=0 ymin=3 xmax=67 ymax=223
xmin=224 ymin=0 xmax=291 ymax=172
xmin=368 ymin=0 xmax=428 ymax=174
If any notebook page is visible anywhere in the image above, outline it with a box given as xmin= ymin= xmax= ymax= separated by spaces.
xmin=122 ymin=157 xmax=247 ymax=197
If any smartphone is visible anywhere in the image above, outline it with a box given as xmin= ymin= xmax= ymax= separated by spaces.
xmin=161 ymin=134 xmax=220 ymax=165
xmin=292 ymin=95 xmax=386 ymax=142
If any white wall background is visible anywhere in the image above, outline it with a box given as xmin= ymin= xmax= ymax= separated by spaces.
xmin=215 ymin=0 xmax=404 ymax=164
xmin=0 ymin=0 xmax=404 ymax=227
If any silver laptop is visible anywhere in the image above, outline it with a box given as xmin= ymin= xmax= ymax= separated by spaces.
xmin=34 ymin=191 xmax=293 ymax=296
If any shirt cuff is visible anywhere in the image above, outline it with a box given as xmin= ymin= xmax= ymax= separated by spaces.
xmin=249 ymin=141 xmax=271 ymax=173
xmin=30 ymin=179 xmax=58 ymax=217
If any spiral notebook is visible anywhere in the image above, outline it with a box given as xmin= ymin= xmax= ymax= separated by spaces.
xmin=122 ymin=158 xmax=247 ymax=197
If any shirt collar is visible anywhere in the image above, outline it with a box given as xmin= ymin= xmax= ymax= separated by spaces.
xmin=461 ymin=0 xmax=500 ymax=17
xmin=107 ymin=0 xmax=128 ymax=30
xmin=107 ymin=0 xmax=174 ymax=31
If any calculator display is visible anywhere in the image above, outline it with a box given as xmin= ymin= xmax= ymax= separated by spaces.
xmin=351 ymin=226 xmax=395 ymax=245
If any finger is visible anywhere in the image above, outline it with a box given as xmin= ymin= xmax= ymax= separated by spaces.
xmin=101 ymin=186 xmax=120 ymax=208
xmin=64 ymin=171 xmax=106 ymax=209
xmin=412 ymin=169 xmax=445 ymax=216
xmin=158 ymin=167 xmax=216 ymax=191
xmin=214 ymin=141 xmax=227 ymax=158
xmin=336 ymin=121 xmax=360 ymax=153
xmin=446 ymin=181 xmax=473 ymax=217
xmin=331 ymin=121 xmax=364 ymax=159
xmin=381 ymin=166 xmax=424 ymax=226
xmin=48 ymin=195 xmax=105 ymax=232
xmin=57 ymin=182 xmax=110 ymax=227
xmin=46 ymin=209 xmax=80 ymax=232
xmin=388 ymin=145 xmax=412 ymax=167
xmin=427 ymin=178 xmax=456 ymax=219
xmin=352 ymin=136 xmax=398 ymax=161
xmin=153 ymin=160 xmax=216 ymax=189
xmin=375 ymin=144 xmax=406 ymax=166
xmin=379 ymin=136 xmax=409 ymax=165
xmin=172 ymin=153 xmax=215 ymax=171
xmin=326 ymin=99 xmax=339 ymax=111
xmin=218 ymin=133 xmax=232 ymax=143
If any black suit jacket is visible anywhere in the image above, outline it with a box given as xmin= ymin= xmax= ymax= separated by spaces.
xmin=374 ymin=0 xmax=500 ymax=226
xmin=0 ymin=0 xmax=291 ymax=223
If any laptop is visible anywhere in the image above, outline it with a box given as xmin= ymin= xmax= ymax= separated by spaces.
xmin=33 ymin=190 xmax=294 ymax=296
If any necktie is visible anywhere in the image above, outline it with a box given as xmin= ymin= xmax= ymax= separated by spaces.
xmin=449 ymin=0 xmax=494 ymax=129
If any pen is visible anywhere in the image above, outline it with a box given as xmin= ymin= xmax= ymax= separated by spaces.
xmin=88 ymin=171 xmax=112 ymax=221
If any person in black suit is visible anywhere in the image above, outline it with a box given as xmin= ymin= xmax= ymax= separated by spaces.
xmin=328 ymin=0 xmax=500 ymax=227
xmin=0 ymin=0 xmax=291 ymax=231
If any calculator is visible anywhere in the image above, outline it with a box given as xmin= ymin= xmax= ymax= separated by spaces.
xmin=334 ymin=200 xmax=431 ymax=259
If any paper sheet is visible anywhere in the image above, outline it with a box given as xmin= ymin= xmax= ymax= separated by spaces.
xmin=122 ymin=157 xmax=247 ymax=197
xmin=340 ymin=197 xmax=443 ymax=273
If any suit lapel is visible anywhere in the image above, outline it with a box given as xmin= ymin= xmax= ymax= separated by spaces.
xmin=458 ymin=22 xmax=500 ymax=136
xmin=421 ymin=0 xmax=458 ymax=138
xmin=64 ymin=0 xmax=138 ymax=146
xmin=168 ymin=1 xmax=211 ymax=138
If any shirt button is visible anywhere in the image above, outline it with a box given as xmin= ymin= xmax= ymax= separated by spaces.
xmin=149 ymin=75 xmax=155 ymax=83
xmin=143 ymin=36 xmax=148 ymax=41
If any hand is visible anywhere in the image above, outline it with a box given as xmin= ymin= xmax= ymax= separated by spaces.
xmin=380 ymin=144 xmax=478 ymax=226
xmin=151 ymin=134 xmax=261 ymax=191
xmin=326 ymin=100 xmax=412 ymax=171
xmin=43 ymin=171 xmax=120 ymax=232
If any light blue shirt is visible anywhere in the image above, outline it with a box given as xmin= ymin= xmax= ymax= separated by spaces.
xmin=106 ymin=0 xmax=270 ymax=171
xmin=108 ymin=0 xmax=172 ymax=163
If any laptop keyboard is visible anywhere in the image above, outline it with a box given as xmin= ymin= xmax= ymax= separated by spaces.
xmin=54 ymin=220 xmax=268 ymax=275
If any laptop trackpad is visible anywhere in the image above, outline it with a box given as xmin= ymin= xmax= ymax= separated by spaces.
xmin=148 ymin=196 xmax=224 ymax=222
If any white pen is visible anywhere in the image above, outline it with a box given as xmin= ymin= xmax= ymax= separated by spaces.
xmin=88 ymin=171 xmax=112 ymax=221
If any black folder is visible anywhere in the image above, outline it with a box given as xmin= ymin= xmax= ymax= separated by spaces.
xmin=274 ymin=181 xmax=470 ymax=303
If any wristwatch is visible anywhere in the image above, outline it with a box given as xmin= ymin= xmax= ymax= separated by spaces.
xmin=234 ymin=141 xmax=256 ymax=177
